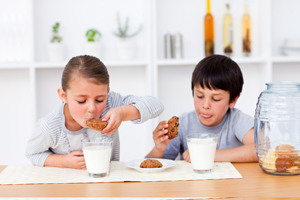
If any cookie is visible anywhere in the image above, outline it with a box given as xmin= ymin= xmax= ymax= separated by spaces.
xmin=167 ymin=116 xmax=179 ymax=139
xmin=86 ymin=119 xmax=108 ymax=131
xmin=275 ymin=144 xmax=298 ymax=159
xmin=275 ymin=157 xmax=294 ymax=173
xmin=261 ymin=150 xmax=277 ymax=171
xmin=140 ymin=159 xmax=163 ymax=168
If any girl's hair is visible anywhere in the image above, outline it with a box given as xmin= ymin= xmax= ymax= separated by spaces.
xmin=62 ymin=55 xmax=109 ymax=91
xmin=191 ymin=54 xmax=244 ymax=103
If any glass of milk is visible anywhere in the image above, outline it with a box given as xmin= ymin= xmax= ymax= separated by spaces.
xmin=82 ymin=137 xmax=113 ymax=178
xmin=186 ymin=133 xmax=218 ymax=174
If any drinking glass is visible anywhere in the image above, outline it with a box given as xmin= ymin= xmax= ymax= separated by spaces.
xmin=82 ymin=137 xmax=113 ymax=178
xmin=186 ymin=133 xmax=218 ymax=174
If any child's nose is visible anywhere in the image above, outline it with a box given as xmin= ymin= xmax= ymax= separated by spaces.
xmin=202 ymin=99 xmax=211 ymax=109
xmin=87 ymin=103 xmax=96 ymax=113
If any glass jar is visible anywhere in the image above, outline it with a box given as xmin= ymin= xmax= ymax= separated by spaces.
xmin=255 ymin=82 xmax=300 ymax=175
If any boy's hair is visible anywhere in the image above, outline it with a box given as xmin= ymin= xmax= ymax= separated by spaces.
xmin=191 ymin=55 xmax=244 ymax=103
xmin=62 ymin=55 xmax=109 ymax=91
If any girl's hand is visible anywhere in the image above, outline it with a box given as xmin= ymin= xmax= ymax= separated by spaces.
xmin=183 ymin=149 xmax=191 ymax=163
xmin=62 ymin=151 xmax=86 ymax=169
xmin=153 ymin=121 xmax=170 ymax=153
xmin=101 ymin=107 xmax=124 ymax=135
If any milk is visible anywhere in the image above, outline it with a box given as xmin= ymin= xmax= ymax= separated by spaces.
xmin=83 ymin=146 xmax=112 ymax=174
xmin=187 ymin=138 xmax=217 ymax=171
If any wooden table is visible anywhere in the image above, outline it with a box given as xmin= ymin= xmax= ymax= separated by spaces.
xmin=0 ymin=163 xmax=300 ymax=199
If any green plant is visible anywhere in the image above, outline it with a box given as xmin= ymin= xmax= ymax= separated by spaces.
xmin=113 ymin=12 xmax=142 ymax=39
xmin=86 ymin=29 xmax=102 ymax=42
xmin=51 ymin=22 xmax=62 ymax=43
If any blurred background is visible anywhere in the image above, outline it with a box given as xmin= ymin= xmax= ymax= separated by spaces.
xmin=1 ymin=0 xmax=300 ymax=165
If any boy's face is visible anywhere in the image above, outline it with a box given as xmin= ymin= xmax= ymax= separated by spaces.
xmin=58 ymin=77 xmax=109 ymax=129
xmin=193 ymin=85 xmax=237 ymax=127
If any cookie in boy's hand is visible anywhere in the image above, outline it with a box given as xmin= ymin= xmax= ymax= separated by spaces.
xmin=86 ymin=119 xmax=108 ymax=131
xmin=140 ymin=159 xmax=163 ymax=168
xmin=167 ymin=116 xmax=179 ymax=139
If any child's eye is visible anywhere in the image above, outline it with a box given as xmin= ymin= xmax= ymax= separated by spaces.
xmin=197 ymin=96 xmax=203 ymax=99
xmin=96 ymin=100 xmax=104 ymax=103
xmin=213 ymin=98 xmax=220 ymax=102
xmin=77 ymin=100 xmax=86 ymax=104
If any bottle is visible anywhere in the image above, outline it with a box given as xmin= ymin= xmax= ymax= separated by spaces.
xmin=204 ymin=0 xmax=214 ymax=57
xmin=172 ymin=33 xmax=183 ymax=59
xmin=254 ymin=82 xmax=300 ymax=175
xmin=242 ymin=5 xmax=251 ymax=56
xmin=223 ymin=4 xmax=233 ymax=56
xmin=164 ymin=33 xmax=172 ymax=59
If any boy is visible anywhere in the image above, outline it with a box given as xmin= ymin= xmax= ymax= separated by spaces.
xmin=146 ymin=55 xmax=257 ymax=162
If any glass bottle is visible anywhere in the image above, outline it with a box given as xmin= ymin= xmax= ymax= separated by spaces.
xmin=242 ymin=5 xmax=251 ymax=56
xmin=204 ymin=0 xmax=214 ymax=57
xmin=255 ymin=82 xmax=300 ymax=175
xmin=223 ymin=4 xmax=233 ymax=56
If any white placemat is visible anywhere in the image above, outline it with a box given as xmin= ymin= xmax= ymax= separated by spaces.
xmin=0 ymin=161 xmax=242 ymax=185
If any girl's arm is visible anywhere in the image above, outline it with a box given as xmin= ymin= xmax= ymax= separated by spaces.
xmin=101 ymin=92 xmax=164 ymax=135
xmin=44 ymin=151 xmax=86 ymax=169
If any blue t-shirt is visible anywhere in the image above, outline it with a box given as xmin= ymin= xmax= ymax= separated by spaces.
xmin=162 ymin=108 xmax=254 ymax=160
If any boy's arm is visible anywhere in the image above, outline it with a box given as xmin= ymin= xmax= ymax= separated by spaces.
xmin=145 ymin=121 xmax=170 ymax=158
xmin=145 ymin=147 xmax=165 ymax=158
xmin=214 ymin=128 xmax=258 ymax=162
xmin=145 ymin=120 xmax=181 ymax=160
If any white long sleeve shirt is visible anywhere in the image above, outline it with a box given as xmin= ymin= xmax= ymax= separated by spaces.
xmin=25 ymin=91 xmax=164 ymax=166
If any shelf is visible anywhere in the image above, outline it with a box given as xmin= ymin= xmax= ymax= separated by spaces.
xmin=0 ymin=62 xmax=32 ymax=69
xmin=34 ymin=61 xmax=67 ymax=69
xmin=271 ymin=56 xmax=300 ymax=63
xmin=157 ymin=57 xmax=266 ymax=67
xmin=103 ymin=60 xmax=148 ymax=67
xmin=157 ymin=59 xmax=199 ymax=66
xmin=231 ymin=57 xmax=267 ymax=64
xmin=33 ymin=60 xmax=148 ymax=69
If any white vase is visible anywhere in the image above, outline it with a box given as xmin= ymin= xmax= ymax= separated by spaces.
xmin=82 ymin=42 xmax=102 ymax=58
xmin=115 ymin=39 xmax=136 ymax=60
xmin=46 ymin=43 xmax=65 ymax=62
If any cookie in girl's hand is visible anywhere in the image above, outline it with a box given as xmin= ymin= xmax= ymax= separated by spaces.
xmin=86 ymin=119 xmax=108 ymax=131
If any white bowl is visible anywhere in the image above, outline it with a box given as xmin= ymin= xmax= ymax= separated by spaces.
xmin=283 ymin=38 xmax=300 ymax=48
xmin=281 ymin=46 xmax=300 ymax=56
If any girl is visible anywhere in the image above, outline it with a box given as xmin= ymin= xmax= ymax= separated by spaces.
xmin=26 ymin=55 xmax=164 ymax=169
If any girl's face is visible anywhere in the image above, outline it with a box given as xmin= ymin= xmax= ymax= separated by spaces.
xmin=193 ymin=85 xmax=238 ymax=127
xmin=58 ymin=77 xmax=109 ymax=130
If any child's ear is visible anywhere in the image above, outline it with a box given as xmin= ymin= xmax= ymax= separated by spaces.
xmin=229 ymin=94 xmax=240 ymax=109
xmin=57 ymin=88 xmax=66 ymax=103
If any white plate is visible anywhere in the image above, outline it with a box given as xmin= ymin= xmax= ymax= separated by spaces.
xmin=125 ymin=158 xmax=176 ymax=173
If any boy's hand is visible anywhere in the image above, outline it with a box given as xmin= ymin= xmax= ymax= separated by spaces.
xmin=183 ymin=149 xmax=191 ymax=163
xmin=153 ymin=121 xmax=170 ymax=152
xmin=101 ymin=107 xmax=124 ymax=135
xmin=62 ymin=151 xmax=86 ymax=169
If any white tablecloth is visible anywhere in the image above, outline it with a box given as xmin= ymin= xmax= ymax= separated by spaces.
xmin=0 ymin=161 xmax=242 ymax=185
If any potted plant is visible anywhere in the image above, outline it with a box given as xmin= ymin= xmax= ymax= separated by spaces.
xmin=82 ymin=28 xmax=102 ymax=58
xmin=113 ymin=12 xmax=142 ymax=60
xmin=46 ymin=22 xmax=65 ymax=61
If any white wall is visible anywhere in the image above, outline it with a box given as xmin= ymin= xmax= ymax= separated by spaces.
xmin=34 ymin=0 xmax=147 ymax=61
